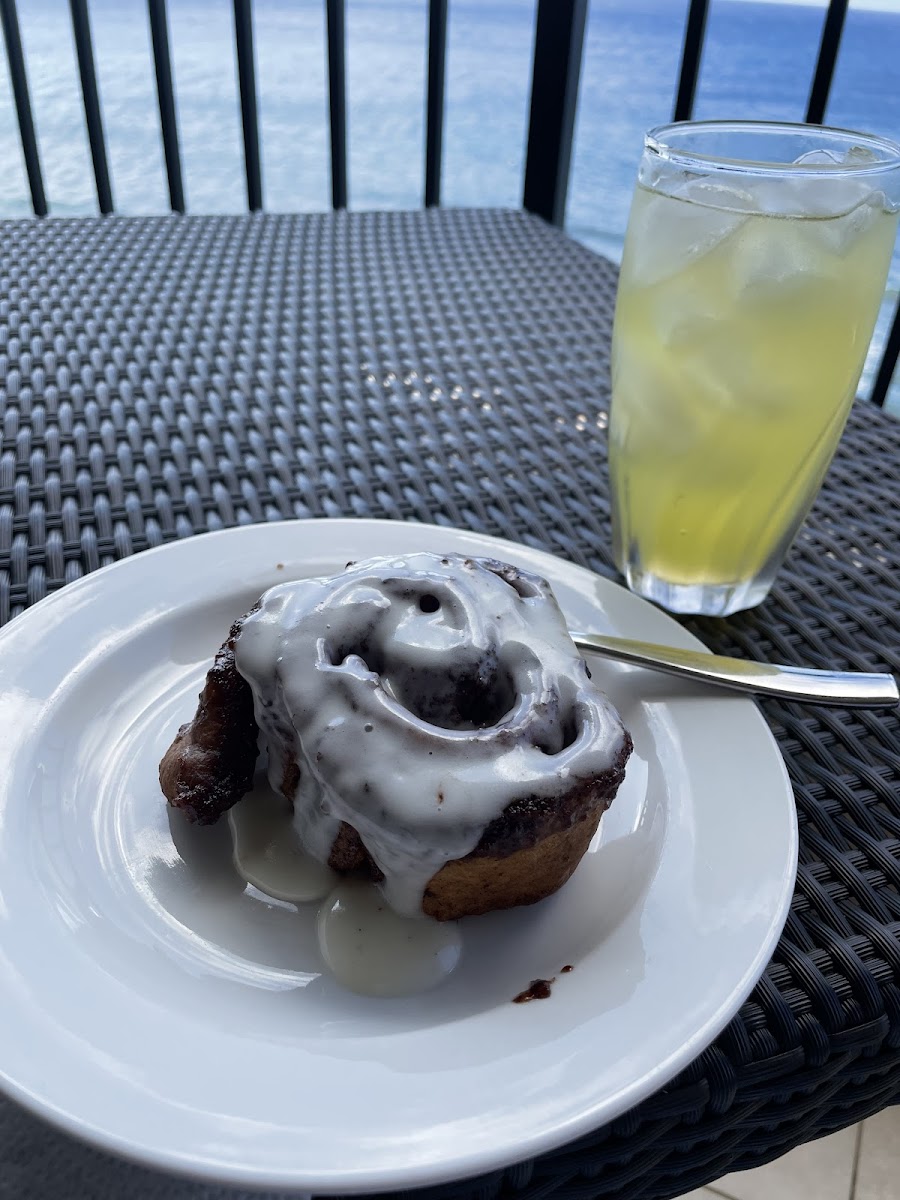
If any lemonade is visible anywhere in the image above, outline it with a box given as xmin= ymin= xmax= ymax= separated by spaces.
xmin=609 ymin=123 xmax=900 ymax=615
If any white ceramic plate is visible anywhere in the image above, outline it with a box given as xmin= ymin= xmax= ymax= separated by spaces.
xmin=0 ymin=519 xmax=796 ymax=1194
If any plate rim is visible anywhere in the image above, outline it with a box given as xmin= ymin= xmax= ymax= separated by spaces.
xmin=0 ymin=517 xmax=798 ymax=1192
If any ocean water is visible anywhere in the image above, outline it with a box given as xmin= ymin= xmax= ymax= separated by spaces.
xmin=0 ymin=0 xmax=898 ymax=410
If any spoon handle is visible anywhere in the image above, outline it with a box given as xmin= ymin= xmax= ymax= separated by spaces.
xmin=570 ymin=631 xmax=899 ymax=709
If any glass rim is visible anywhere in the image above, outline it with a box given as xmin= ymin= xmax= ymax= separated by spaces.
xmin=645 ymin=120 xmax=900 ymax=177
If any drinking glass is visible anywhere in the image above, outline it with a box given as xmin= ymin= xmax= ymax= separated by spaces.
xmin=609 ymin=121 xmax=900 ymax=616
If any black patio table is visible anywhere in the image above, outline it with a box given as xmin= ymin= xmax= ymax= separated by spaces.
xmin=0 ymin=208 xmax=898 ymax=1200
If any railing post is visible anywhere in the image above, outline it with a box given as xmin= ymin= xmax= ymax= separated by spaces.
xmin=0 ymin=0 xmax=47 ymax=216
xmin=424 ymin=0 xmax=447 ymax=208
xmin=233 ymin=0 xmax=263 ymax=211
xmin=325 ymin=0 xmax=348 ymax=210
xmin=806 ymin=0 xmax=849 ymax=125
xmin=69 ymin=0 xmax=114 ymax=214
xmin=523 ymin=0 xmax=588 ymax=227
xmin=147 ymin=0 xmax=185 ymax=213
xmin=870 ymin=299 xmax=900 ymax=410
xmin=673 ymin=0 xmax=710 ymax=122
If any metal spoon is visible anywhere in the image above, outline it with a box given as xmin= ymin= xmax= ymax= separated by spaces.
xmin=570 ymin=631 xmax=899 ymax=708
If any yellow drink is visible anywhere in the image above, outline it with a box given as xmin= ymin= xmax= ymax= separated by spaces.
xmin=610 ymin=177 xmax=898 ymax=614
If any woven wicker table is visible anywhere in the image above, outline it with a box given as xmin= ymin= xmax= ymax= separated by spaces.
xmin=0 ymin=209 xmax=898 ymax=1200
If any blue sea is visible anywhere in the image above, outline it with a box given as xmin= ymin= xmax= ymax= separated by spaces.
xmin=1 ymin=0 xmax=899 ymax=409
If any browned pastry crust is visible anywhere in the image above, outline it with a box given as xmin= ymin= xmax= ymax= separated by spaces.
xmin=158 ymin=620 xmax=259 ymax=825
xmin=423 ymin=805 xmax=606 ymax=921
xmin=324 ymin=739 xmax=631 ymax=920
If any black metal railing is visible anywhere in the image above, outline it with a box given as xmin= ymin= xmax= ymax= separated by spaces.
xmin=0 ymin=0 xmax=45 ymax=216
xmin=233 ymin=0 xmax=263 ymax=212
xmin=69 ymin=0 xmax=113 ymax=214
xmin=424 ymin=0 xmax=447 ymax=208
xmin=523 ymin=0 xmax=588 ymax=227
xmin=673 ymin=0 xmax=709 ymax=123
xmin=0 ymin=0 xmax=897 ymax=406
xmin=325 ymin=0 xmax=348 ymax=211
xmin=147 ymin=0 xmax=184 ymax=213
xmin=806 ymin=0 xmax=848 ymax=125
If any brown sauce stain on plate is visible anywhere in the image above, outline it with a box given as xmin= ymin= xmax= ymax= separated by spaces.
xmin=513 ymin=977 xmax=555 ymax=1003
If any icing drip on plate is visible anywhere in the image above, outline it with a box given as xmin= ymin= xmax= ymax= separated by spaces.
xmin=228 ymin=780 xmax=337 ymax=902
xmin=317 ymin=881 xmax=462 ymax=998
xmin=229 ymin=782 xmax=462 ymax=997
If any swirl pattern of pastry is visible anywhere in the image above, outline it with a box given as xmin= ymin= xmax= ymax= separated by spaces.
xmin=161 ymin=552 xmax=632 ymax=921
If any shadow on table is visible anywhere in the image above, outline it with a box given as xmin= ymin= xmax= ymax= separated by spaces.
xmin=0 ymin=1095 xmax=292 ymax=1200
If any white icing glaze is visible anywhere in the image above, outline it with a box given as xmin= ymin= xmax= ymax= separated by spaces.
xmin=228 ymin=778 xmax=338 ymax=902
xmin=228 ymin=781 xmax=462 ymax=997
xmin=233 ymin=552 xmax=627 ymax=917
xmin=317 ymin=880 xmax=462 ymax=997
